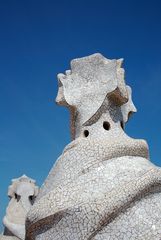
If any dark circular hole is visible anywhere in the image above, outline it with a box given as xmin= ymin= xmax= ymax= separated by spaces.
xmin=84 ymin=130 xmax=89 ymax=137
xmin=103 ymin=121 xmax=110 ymax=131
xmin=29 ymin=195 xmax=34 ymax=201
xmin=29 ymin=195 xmax=34 ymax=203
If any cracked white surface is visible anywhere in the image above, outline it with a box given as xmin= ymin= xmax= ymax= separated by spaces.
xmin=1 ymin=175 xmax=38 ymax=240
xmin=26 ymin=54 xmax=161 ymax=240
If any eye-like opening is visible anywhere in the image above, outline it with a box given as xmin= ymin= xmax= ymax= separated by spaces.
xmin=103 ymin=121 xmax=110 ymax=131
xmin=29 ymin=195 xmax=34 ymax=203
xmin=15 ymin=193 xmax=20 ymax=202
xmin=84 ymin=130 xmax=89 ymax=137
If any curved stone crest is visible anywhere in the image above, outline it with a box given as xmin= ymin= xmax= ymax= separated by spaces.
xmin=56 ymin=53 xmax=136 ymax=138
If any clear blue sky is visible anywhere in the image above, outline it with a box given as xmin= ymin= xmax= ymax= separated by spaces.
xmin=0 ymin=0 xmax=161 ymax=230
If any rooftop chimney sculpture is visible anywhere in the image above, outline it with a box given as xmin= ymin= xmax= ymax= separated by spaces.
xmin=0 ymin=175 xmax=39 ymax=240
xmin=26 ymin=53 xmax=161 ymax=240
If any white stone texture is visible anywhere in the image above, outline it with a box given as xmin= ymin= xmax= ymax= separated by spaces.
xmin=1 ymin=175 xmax=39 ymax=240
xmin=26 ymin=54 xmax=161 ymax=240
